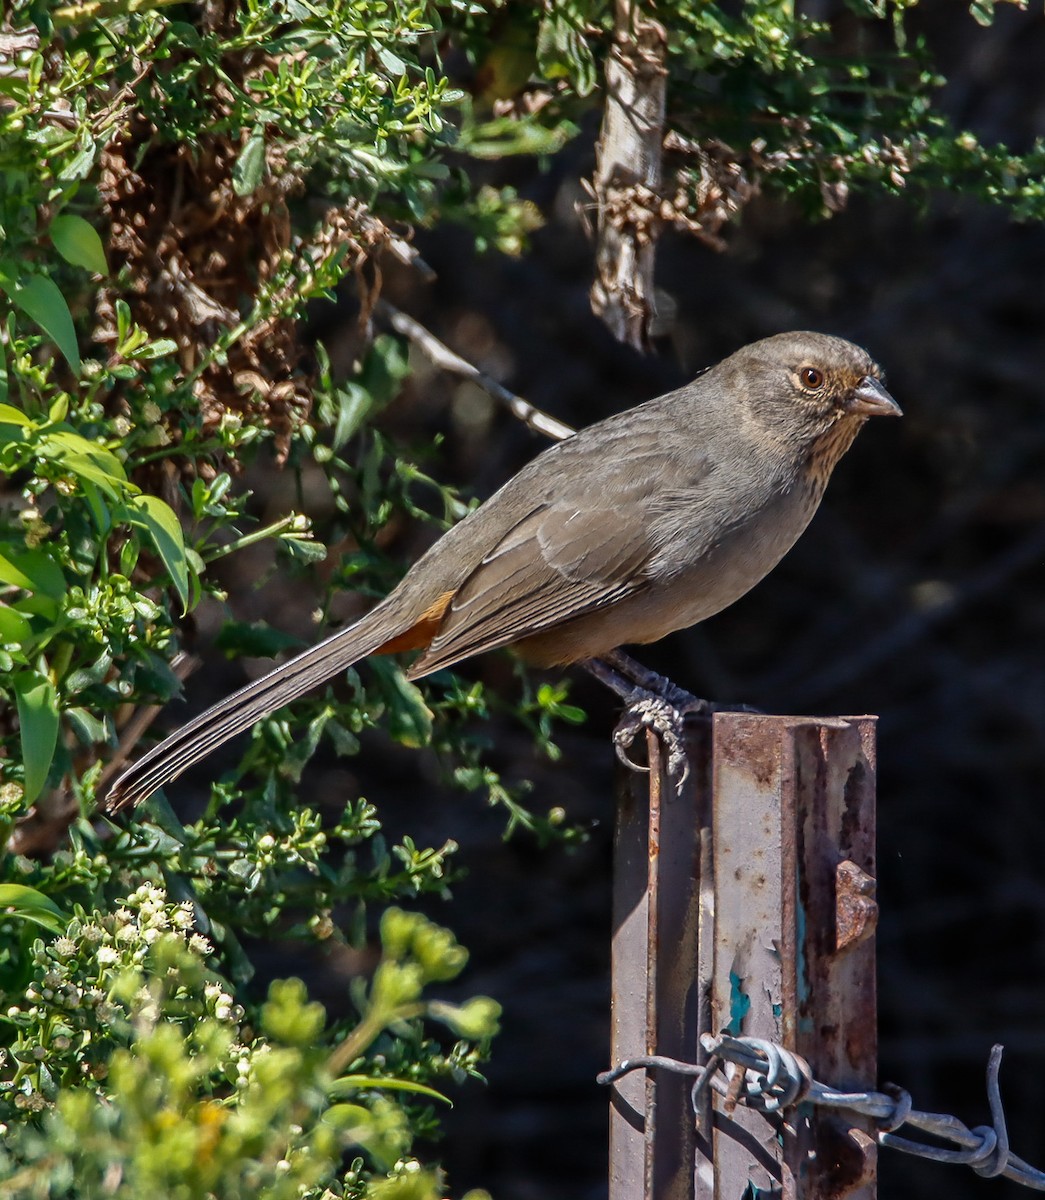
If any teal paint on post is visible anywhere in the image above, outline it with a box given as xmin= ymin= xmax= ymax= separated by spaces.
xmin=728 ymin=969 xmax=751 ymax=1036
xmin=741 ymin=1182 xmax=782 ymax=1199
xmin=796 ymin=880 xmax=810 ymax=1005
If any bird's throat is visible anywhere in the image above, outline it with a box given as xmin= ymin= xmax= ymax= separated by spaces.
xmin=808 ymin=418 xmax=864 ymax=492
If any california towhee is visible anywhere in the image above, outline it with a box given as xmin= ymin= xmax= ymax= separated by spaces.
xmin=107 ymin=330 xmax=899 ymax=810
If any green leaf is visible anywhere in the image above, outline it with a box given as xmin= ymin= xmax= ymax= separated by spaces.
xmin=36 ymin=430 xmax=128 ymax=497
xmin=0 ymin=402 xmax=33 ymax=426
xmin=125 ymin=493 xmax=190 ymax=612
xmin=282 ymin=535 xmax=327 ymax=564
xmin=369 ymin=658 xmax=433 ymax=748
xmin=325 ymin=718 xmax=360 ymax=757
xmin=329 ymin=1075 xmax=452 ymax=1105
xmin=233 ymin=132 xmax=267 ymax=196
xmin=49 ymin=213 xmax=109 ymax=276
xmin=0 ymin=884 xmax=66 ymax=934
xmin=79 ymin=478 xmax=112 ymax=533
xmin=13 ymin=669 xmax=59 ymax=804
xmin=376 ymin=44 xmax=408 ymax=75
xmin=133 ymin=337 xmax=178 ymax=360
xmin=0 ymin=603 xmax=33 ymax=645
xmin=0 ymin=547 xmax=66 ymax=600
xmin=340 ymin=385 xmax=375 ymax=447
xmin=459 ymin=115 xmax=575 ymax=159
xmin=322 ymin=1102 xmax=376 ymax=1132
xmin=57 ymin=137 xmax=97 ymax=182
xmin=64 ymin=705 xmax=108 ymax=744
xmin=64 ymin=648 xmax=114 ymax=694
xmin=0 ymin=270 xmax=81 ymax=373
xmin=115 ymin=298 xmax=132 ymax=344
xmin=0 ymin=419 xmax=30 ymax=458
xmin=536 ymin=13 xmax=597 ymax=97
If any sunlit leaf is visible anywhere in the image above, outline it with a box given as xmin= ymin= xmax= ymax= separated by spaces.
xmin=0 ymin=884 xmax=66 ymax=934
xmin=0 ymin=270 xmax=81 ymax=373
xmin=0 ymin=403 xmax=33 ymax=426
xmin=49 ymin=213 xmax=109 ymax=276
xmin=126 ymin=493 xmax=190 ymax=612
xmin=329 ymin=1075 xmax=452 ymax=1105
xmin=37 ymin=430 xmax=128 ymax=497
xmin=13 ymin=669 xmax=59 ymax=804
xmin=232 ymin=132 xmax=266 ymax=196
xmin=56 ymin=136 xmax=97 ymax=182
xmin=0 ymin=547 xmax=66 ymax=599
xmin=0 ymin=604 xmax=33 ymax=645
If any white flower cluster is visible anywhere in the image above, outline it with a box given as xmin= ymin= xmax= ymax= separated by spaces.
xmin=0 ymin=880 xmax=238 ymax=1119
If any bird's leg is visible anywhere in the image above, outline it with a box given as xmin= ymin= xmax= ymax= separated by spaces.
xmin=581 ymin=650 xmax=712 ymax=783
xmin=599 ymin=649 xmax=713 ymax=713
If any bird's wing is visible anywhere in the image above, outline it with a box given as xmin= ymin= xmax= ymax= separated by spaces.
xmin=406 ymin=501 xmax=654 ymax=676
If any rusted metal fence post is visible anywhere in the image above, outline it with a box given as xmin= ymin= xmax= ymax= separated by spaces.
xmin=610 ymin=726 xmax=708 ymax=1200
xmin=609 ymin=713 xmax=879 ymax=1200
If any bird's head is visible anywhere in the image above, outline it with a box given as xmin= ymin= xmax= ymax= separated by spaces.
xmin=728 ymin=331 xmax=900 ymax=455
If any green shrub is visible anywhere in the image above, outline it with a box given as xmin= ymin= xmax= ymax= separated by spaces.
xmin=1 ymin=0 xmax=1042 ymax=1194
xmin=0 ymin=888 xmax=498 ymax=1198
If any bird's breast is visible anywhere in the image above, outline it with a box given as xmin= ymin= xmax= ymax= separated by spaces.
xmin=638 ymin=473 xmax=823 ymax=639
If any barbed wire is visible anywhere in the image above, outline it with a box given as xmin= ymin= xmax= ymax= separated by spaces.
xmin=598 ymin=1033 xmax=1045 ymax=1190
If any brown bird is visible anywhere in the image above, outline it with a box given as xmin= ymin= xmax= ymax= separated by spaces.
xmin=106 ymin=331 xmax=899 ymax=811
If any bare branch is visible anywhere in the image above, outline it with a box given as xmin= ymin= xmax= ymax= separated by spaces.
xmin=376 ymin=300 xmax=575 ymax=443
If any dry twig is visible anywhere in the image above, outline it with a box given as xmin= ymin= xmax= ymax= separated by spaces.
xmin=376 ymin=300 xmax=575 ymax=442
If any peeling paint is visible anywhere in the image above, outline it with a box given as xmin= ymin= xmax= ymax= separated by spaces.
xmin=796 ymin=877 xmax=811 ymax=1006
xmin=741 ymin=1182 xmax=782 ymax=1200
xmin=728 ymin=969 xmax=751 ymax=1035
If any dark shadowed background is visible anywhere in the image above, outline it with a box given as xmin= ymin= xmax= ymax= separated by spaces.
xmin=166 ymin=4 xmax=1045 ymax=1197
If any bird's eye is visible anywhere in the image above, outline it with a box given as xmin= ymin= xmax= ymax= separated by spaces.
xmin=799 ymin=366 xmax=824 ymax=390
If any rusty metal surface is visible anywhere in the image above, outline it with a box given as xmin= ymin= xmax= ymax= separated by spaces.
xmin=649 ymin=725 xmax=708 ymax=1199
xmin=610 ymin=714 xmax=877 ymax=1199
xmin=610 ymin=727 xmax=707 ymax=1200
xmin=835 ymin=860 xmax=878 ymax=954
xmin=705 ymin=714 xmax=878 ymax=1200
xmin=791 ymin=720 xmax=878 ymax=1199
xmin=707 ymin=714 xmax=792 ymax=1198
xmin=610 ymin=740 xmax=654 ymax=1199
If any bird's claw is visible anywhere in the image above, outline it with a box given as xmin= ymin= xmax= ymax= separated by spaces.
xmin=612 ymin=712 xmax=652 ymax=774
xmin=613 ymin=690 xmax=711 ymax=784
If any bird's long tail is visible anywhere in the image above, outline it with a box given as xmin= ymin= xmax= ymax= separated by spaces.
xmin=105 ymin=599 xmax=409 ymax=813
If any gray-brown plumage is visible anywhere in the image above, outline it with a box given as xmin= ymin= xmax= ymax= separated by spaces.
xmin=106 ymin=331 xmax=899 ymax=811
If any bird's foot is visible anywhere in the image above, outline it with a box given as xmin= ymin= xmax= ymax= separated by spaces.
xmin=611 ymin=689 xmax=710 ymax=782
xmin=582 ymin=651 xmax=714 ymax=785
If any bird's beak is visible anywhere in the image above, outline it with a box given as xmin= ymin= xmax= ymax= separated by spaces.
xmin=847 ymin=376 xmax=902 ymax=417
